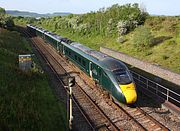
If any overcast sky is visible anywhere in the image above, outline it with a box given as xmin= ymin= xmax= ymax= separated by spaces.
xmin=0 ymin=0 xmax=179 ymax=16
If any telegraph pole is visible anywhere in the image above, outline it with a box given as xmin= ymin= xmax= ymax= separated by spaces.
xmin=68 ymin=76 xmax=75 ymax=130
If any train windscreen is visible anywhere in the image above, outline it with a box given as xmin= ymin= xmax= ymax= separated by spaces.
xmin=113 ymin=69 xmax=132 ymax=85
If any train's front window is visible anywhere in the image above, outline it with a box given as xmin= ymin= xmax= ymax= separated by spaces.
xmin=114 ymin=70 xmax=132 ymax=84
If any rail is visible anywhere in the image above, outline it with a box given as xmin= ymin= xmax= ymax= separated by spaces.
xmin=22 ymin=28 xmax=95 ymax=131
xmin=131 ymin=70 xmax=180 ymax=107
xmin=23 ymin=28 xmax=121 ymax=130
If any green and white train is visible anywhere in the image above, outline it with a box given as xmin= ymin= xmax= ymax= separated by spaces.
xmin=27 ymin=24 xmax=137 ymax=104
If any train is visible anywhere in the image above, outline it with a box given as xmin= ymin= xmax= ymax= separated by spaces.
xmin=27 ymin=24 xmax=137 ymax=104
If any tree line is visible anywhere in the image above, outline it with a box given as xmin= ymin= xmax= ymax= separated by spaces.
xmin=34 ymin=3 xmax=148 ymax=38
xmin=13 ymin=3 xmax=153 ymax=49
xmin=13 ymin=3 xmax=148 ymax=38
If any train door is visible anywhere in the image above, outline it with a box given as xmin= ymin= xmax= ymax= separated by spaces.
xmin=62 ymin=45 xmax=65 ymax=55
xmin=102 ymin=71 xmax=111 ymax=92
xmin=56 ymin=42 xmax=59 ymax=52
xmin=59 ymin=44 xmax=63 ymax=54
xmin=92 ymin=64 xmax=99 ymax=82
xmin=98 ymin=67 xmax=102 ymax=85
xmin=89 ymin=62 xmax=92 ymax=78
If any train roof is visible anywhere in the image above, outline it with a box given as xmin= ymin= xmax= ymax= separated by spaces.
xmin=70 ymin=42 xmax=127 ymax=71
xmin=27 ymin=24 xmax=36 ymax=29
xmin=36 ymin=27 xmax=46 ymax=33
xmin=61 ymin=38 xmax=74 ymax=44
xmin=27 ymin=25 xmax=128 ymax=72
xmin=44 ymin=31 xmax=62 ymax=42
xmin=71 ymin=42 xmax=108 ymax=60
xmin=101 ymin=57 xmax=127 ymax=71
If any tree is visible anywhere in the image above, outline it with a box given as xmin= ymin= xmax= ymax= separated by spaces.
xmin=0 ymin=7 xmax=6 ymax=27
xmin=28 ymin=3 xmax=149 ymax=38
xmin=0 ymin=7 xmax=5 ymax=14
xmin=133 ymin=26 xmax=153 ymax=50
xmin=0 ymin=7 xmax=14 ymax=28
xmin=5 ymin=16 xmax=14 ymax=27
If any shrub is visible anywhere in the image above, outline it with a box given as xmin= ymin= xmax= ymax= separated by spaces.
xmin=145 ymin=51 xmax=153 ymax=56
xmin=162 ymin=55 xmax=169 ymax=60
xmin=117 ymin=20 xmax=128 ymax=35
xmin=133 ymin=26 xmax=153 ymax=50
xmin=117 ymin=36 xmax=126 ymax=43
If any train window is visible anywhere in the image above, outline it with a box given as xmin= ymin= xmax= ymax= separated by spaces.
xmin=78 ymin=57 xmax=81 ymax=63
xmin=75 ymin=55 xmax=77 ymax=60
xmin=69 ymin=51 xmax=71 ymax=56
xmin=99 ymin=69 xmax=102 ymax=76
xmin=82 ymin=60 xmax=86 ymax=67
xmin=103 ymin=72 xmax=108 ymax=78
xmin=90 ymin=62 xmax=92 ymax=70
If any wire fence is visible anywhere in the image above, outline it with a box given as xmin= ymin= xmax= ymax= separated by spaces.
xmin=131 ymin=71 xmax=180 ymax=107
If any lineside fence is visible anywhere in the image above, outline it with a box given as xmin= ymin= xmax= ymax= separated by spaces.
xmin=131 ymin=70 xmax=180 ymax=107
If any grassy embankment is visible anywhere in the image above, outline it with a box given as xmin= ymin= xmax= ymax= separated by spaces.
xmin=0 ymin=28 xmax=66 ymax=130
xmin=40 ymin=16 xmax=180 ymax=73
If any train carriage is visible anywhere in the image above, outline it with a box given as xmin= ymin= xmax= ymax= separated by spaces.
xmin=27 ymin=24 xmax=36 ymax=36
xmin=44 ymin=32 xmax=58 ymax=48
xmin=62 ymin=41 xmax=134 ymax=103
xmin=36 ymin=27 xmax=46 ymax=38
xmin=26 ymin=24 xmax=137 ymax=104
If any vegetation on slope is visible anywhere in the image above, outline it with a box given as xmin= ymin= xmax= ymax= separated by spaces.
xmin=38 ymin=3 xmax=147 ymax=37
xmin=0 ymin=7 xmax=14 ymax=28
xmin=13 ymin=3 xmax=180 ymax=73
xmin=0 ymin=29 xmax=66 ymax=130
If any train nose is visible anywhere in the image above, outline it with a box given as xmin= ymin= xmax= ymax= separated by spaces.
xmin=124 ymin=89 xmax=137 ymax=104
xmin=120 ymin=83 xmax=137 ymax=104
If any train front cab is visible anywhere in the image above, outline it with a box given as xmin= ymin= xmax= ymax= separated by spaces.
xmin=27 ymin=25 xmax=36 ymax=37
xmin=100 ymin=70 xmax=135 ymax=104
xmin=101 ymin=58 xmax=137 ymax=104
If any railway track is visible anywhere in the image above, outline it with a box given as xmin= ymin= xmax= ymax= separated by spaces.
xmin=113 ymin=102 xmax=169 ymax=131
xmin=21 ymin=27 xmax=120 ymax=131
xmin=21 ymin=27 xmax=169 ymax=131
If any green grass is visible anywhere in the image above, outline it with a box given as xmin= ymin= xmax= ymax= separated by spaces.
xmin=40 ymin=16 xmax=180 ymax=73
xmin=0 ymin=28 xmax=66 ymax=130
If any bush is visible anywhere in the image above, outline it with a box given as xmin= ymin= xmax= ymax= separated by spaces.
xmin=133 ymin=26 xmax=153 ymax=50
xmin=162 ymin=55 xmax=169 ymax=60
xmin=117 ymin=36 xmax=126 ymax=43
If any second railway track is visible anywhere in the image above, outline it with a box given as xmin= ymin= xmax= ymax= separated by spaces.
xmin=21 ymin=27 xmax=170 ymax=131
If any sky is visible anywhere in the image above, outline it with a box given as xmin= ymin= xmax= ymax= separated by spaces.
xmin=0 ymin=0 xmax=179 ymax=16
